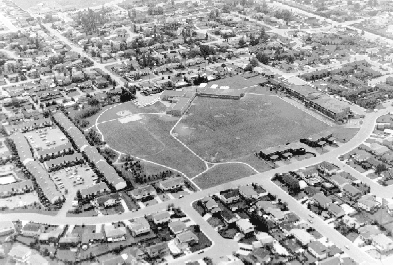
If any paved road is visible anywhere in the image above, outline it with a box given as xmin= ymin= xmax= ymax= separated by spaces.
xmin=42 ymin=23 xmax=126 ymax=88
xmin=1 ymin=104 xmax=391 ymax=263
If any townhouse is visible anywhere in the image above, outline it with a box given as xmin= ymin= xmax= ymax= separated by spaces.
xmin=44 ymin=153 xmax=84 ymax=172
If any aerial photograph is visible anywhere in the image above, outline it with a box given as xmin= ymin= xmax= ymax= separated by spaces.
xmin=2 ymin=0 xmax=393 ymax=264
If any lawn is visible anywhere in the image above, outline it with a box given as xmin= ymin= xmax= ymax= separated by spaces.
xmin=175 ymin=94 xmax=331 ymax=163
xmin=194 ymin=163 xmax=256 ymax=189
xmin=98 ymin=110 xmax=206 ymax=178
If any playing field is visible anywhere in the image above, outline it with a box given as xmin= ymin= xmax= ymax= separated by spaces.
xmin=174 ymin=94 xmax=331 ymax=163
xmin=194 ymin=163 xmax=256 ymax=189
xmin=98 ymin=110 xmax=206 ymax=178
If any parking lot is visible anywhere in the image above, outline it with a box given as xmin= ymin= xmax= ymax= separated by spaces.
xmin=49 ymin=164 xmax=97 ymax=195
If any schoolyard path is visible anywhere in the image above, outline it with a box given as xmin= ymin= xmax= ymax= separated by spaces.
xmin=1 ymin=104 xmax=392 ymax=264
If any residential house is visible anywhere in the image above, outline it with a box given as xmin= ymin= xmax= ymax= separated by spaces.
xmin=145 ymin=242 xmax=169 ymax=258
xmin=200 ymin=197 xmax=221 ymax=214
xmin=308 ymin=240 xmax=328 ymax=260
xmin=58 ymin=234 xmax=81 ymax=248
xmin=236 ymin=219 xmax=255 ymax=234
xmin=96 ymin=194 xmax=119 ymax=209
xmin=104 ymin=224 xmax=127 ymax=242
xmin=317 ymin=161 xmax=339 ymax=175
xmin=256 ymin=232 xmax=275 ymax=246
xmin=330 ymin=174 xmax=351 ymax=190
xmin=152 ymin=211 xmax=171 ymax=225
xmin=239 ymin=185 xmax=259 ymax=200
xmin=219 ymin=189 xmax=240 ymax=204
xmin=175 ymin=230 xmax=199 ymax=250
xmin=372 ymin=234 xmax=393 ymax=253
xmin=158 ymin=177 xmax=184 ymax=191
xmin=265 ymin=207 xmax=288 ymax=222
xmin=312 ymin=193 xmax=332 ymax=209
xmin=8 ymin=244 xmax=32 ymax=263
xmin=128 ymin=185 xmax=157 ymax=200
xmin=169 ymin=221 xmax=187 ymax=235
xmin=328 ymin=203 xmax=345 ymax=218
xmin=290 ymin=229 xmax=314 ymax=246
xmin=221 ymin=209 xmax=239 ymax=224
xmin=358 ymin=195 xmax=380 ymax=213
xmin=81 ymin=231 xmax=105 ymax=246
xmin=359 ymin=225 xmax=380 ymax=243
xmin=342 ymin=184 xmax=362 ymax=201
xmin=39 ymin=226 xmax=65 ymax=244
xmin=126 ymin=217 xmax=151 ymax=237
xmin=343 ymin=216 xmax=361 ymax=229
xmin=0 ymin=221 xmax=15 ymax=236
xmin=21 ymin=222 xmax=42 ymax=237
xmin=80 ymin=182 xmax=109 ymax=199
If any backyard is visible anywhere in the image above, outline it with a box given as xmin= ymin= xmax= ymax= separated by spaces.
xmin=175 ymin=94 xmax=331 ymax=163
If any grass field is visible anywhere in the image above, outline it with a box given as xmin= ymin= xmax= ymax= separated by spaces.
xmin=194 ymin=163 xmax=256 ymax=189
xmin=97 ymin=101 xmax=167 ymax=123
xmin=98 ymin=109 xmax=206 ymax=178
xmin=174 ymin=94 xmax=331 ymax=163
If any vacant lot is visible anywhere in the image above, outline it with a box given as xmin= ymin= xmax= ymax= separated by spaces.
xmin=175 ymin=94 xmax=331 ymax=163
xmin=99 ymin=111 xmax=205 ymax=178
xmin=194 ymin=163 xmax=256 ymax=189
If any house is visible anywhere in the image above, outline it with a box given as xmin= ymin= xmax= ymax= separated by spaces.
xmin=319 ymin=256 xmax=341 ymax=265
xmin=175 ymin=230 xmax=199 ymax=250
xmin=104 ymin=224 xmax=127 ymax=242
xmin=200 ymin=197 xmax=221 ymax=214
xmin=28 ymin=254 xmax=49 ymax=265
xmin=265 ymin=207 xmax=288 ymax=222
xmin=152 ymin=211 xmax=171 ymax=225
xmin=357 ymin=195 xmax=380 ymax=213
xmin=343 ymin=216 xmax=361 ymax=229
xmin=128 ymin=185 xmax=157 ymax=200
xmin=0 ymin=221 xmax=15 ymax=236
xmin=256 ymin=232 xmax=275 ymax=246
xmin=39 ymin=226 xmax=65 ymax=243
xmin=330 ymin=174 xmax=351 ymax=189
xmin=239 ymin=185 xmax=259 ymax=200
xmin=126 ymin=217 xmax=151 ymax=237
xmin=342 ymin=184 xmax=362 ymax=201
xmin=359 ymin=225 xmax=380 ymax=242
xmin=81 ymin=232 xmax=105 ymax=246
xmin=372 ymin=234 xmax=393 ymax=253
xmin=80 ymin=182 xmax=109 ymax=199
xmin=219 ymin=189 xmax=240 ymax=204
xmin=312 ymin=193 xmax=332 ymax=209
xmin=221 ymin=209 xmax=239 ymax=224
xmin=8 ymin=244 xmax=32 ymax=263
xmin=169 ymin=220 xmax=187 ymax=235
xmin=290 ymin=229 xmax=314 ymax=246
xmin=317 ymin=161 xmax=339 ymax=175
xmin=236 ymin=219 xmax=255 ymax=234
xmin=158 ymin=177 xmax=184 ymax=191
xmin=58 ymin=234 xmax=81 ymax=248
xmin=21 ymin=222 xmax=42 ymax=237
xmin=327 ymin=203 xmax=345 ymax=218
xmin=96 ymin=194 xmax=120 ymax=209
xmin=145 ymin=242 xmax=169 ymax=258
xmin=308 ymin=240 xmax=328 ymax=260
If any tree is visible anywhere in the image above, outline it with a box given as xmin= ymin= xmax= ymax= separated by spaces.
xmin=250 ymin=57 xmax=259 ymax=68
xmin=256 ymin=52 xmax=269 ymax=64
xmin=238 ymin=37 xmax=246 ymax=48
xmin=87 ymin=97 xmax=100 ymax=106
xmin=375 ymin=164 xmax=388 ymax=175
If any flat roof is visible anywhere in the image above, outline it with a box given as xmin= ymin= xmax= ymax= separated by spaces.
xmin=25 ymin=127 xmax=70 ymax=151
